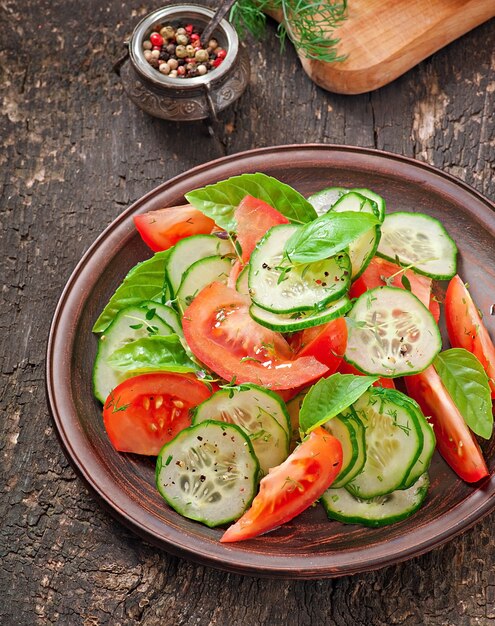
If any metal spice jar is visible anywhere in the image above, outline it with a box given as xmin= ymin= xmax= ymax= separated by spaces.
xmin=118 ymin=4 xmax=250 ymax=122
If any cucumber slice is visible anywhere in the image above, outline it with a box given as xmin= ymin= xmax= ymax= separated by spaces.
xmin=93 ymin=303 xmax=175 ymax=403
xmin=308 ymin=186 xmax=347 ymax=216
xmin=345 ymin=388 xmax=424 ymax=499
xmin=140 ymin=301 xmax=183 ymax=336
xmin=326 ymin=407 xmax=366 ymax=489
xmin=235 ymin=264 xmax=249 ymax=297
xmin=377 ymin=212 xmax=457 ymax=280
xmin=249 ymin=225 xmax=351 ymax=313
xmin=176 ymin=255 xmax=233 ymax=312
xmin=192 ymin=385 xmax=290 ymax=475
xmin=155 ymin=421 xmax=259 ymax=527
xmin=308 ymin=187 xmax=386 ymax=221
xmin=345 ymin=286 xmax=442 ymax=377
xmin=322 ymin=473 xmax=429 ymax=527
xmin=351 ymin=188 xmax=386 ymax=222
xmin=331 ymin=192 xmax=381 ymax=280
xmin=250 ymin=296 xmax=352 ymax=332
xmin=167 ymin=234 xmax=234 ymax=295
xmin=400 ymin=404 xmax=436 ymax=489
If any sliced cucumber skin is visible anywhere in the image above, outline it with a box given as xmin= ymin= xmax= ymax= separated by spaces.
xmin=399 ymin=402 xmax=436 ymax=489
xmin=377 ymin=212 xmax=457 ymax=280
xmin=249 ymin=224 xmax=351 ymax=314
xmin=250 ymin=296 xmax=352 ymax=332
xmin=322 ymin=473 xmax=429 ymax=527
xmin=176 ymin=255 xmax=233 ymax=312
xmin=331 ymin=192 xmax=381 ymax=280
xmin=92 ymin=304 xmax=174 ymax=403
xmin=329 ymin=408 xmax=367 ymax=489
xmin=191 ymin=384 xmax=290 ymax=475
xmin=323 ymin=414 xmax=359 ymax=489
xmin=167 ymin=234 xmax=234 ymax=295
xmin=345 ymin=388 xmax=424 ymax=499
xmin=235 ymin=264 xmax=250 ymax=297
xmin=155 ymin=420 xmax=259 ymax=528
xmin=345 ymin=286 xmax=442 ymax=378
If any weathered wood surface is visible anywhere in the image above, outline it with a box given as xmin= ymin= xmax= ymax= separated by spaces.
xmin=1 ymin=0 xmax=494 ymax=624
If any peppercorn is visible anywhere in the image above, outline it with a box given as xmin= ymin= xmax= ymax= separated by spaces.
xmin=195 ymin=49 xmax=209 ymax=63
xmin=159 ymin=62 xmax=170 ymax=75
xmin=160 ymin=25 xmax=175 ymax=40
xmin=176 ymin=33 xmax=189 ymax=46
xmin=143 ymin=40 xmax=152 ymax=50
xmin=150 ymin=49 xmax=160 ymax=59
xmin=185 ymin=44 xmax=195 ymax=57
xmin=197 ymin=64 xmax=207 ymax=75
xmin=150 ymin=32 xmax=164 ymax=47
xmin=176 ymin=27 xmax=186 ymax=35
xmin=175 ymin=45 xmax=188 ymax=59
xmin=168 ymin=58 xmax=178 ymax=70
xmin=208 ymin=39 xmax=218 ymax=50
xmin=177 ymin=65 xmax=186 ymax=76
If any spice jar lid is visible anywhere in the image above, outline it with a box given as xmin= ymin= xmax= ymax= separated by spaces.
xmin=129 ymin=4 xmax=240 ymax=90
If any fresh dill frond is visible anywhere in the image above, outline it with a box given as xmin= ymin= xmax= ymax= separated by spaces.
xmin=230 ymin=0 xmax=348 ymax=63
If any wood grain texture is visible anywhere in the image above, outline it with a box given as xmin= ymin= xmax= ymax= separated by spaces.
xmin=1 ymin=0 xmax=495 ymax=623
xmin=271 ymin=0 xmax=495 ymax=94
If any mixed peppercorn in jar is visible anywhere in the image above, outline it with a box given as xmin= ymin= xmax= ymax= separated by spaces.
xmin=142 ymin=22 xmax=228 ymax=78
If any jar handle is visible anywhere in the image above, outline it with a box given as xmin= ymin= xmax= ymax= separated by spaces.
xmin=113 ymin=40 xmax=130 ymax=77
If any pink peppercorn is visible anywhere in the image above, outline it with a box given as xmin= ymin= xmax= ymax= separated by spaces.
xmin=150 ymin=32 xmax=164 ymax=47
xmin=216 ymin=49 xmax=227 ymax=60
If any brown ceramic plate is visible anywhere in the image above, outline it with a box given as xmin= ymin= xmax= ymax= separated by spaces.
xmin=46 ymin=145 xmax=495 ymax=579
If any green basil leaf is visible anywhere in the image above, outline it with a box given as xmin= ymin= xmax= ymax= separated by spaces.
xmin=433 ymin=348 xmax=493 ymax=439
xmin=92 ymin=250 xmax=171 ymax=333
xmin=185 ymin=173 xmax=317 ymax=232
xmin=107 ymin=335 xmax=198 ymax=374
xmin=285 ymin=211 xmax=381 ymax=265
xmin=299 ymin=373 xmax=379 ymax=434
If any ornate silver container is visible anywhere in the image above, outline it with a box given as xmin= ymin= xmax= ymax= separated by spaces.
xmin=119 ymin=4 xmax=250 ymax=122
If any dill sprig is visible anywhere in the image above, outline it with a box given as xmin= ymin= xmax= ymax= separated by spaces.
xmin=230 ymin=0 xmax=348 ymax=63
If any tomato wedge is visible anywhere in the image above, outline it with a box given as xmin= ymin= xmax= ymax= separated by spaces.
xmin=182 ymin=282 xmax=328 ymax=390
xmin=234 ymin=195 xmax=289 ymax=263
xmin=350 ymin=256 xmax=437 ymax=315
xmin=288 ymin=318 xmax=347 ymax=373
xmin=103 ymin=372 xmax=212 ymax=455
xmin=405 ymin=366 xmax=489 ymax=482
xmin=338 ymin=359 xmax=396 ymax=389
xmin=221 ymin=427 xmax=343 ymax=542
xmin=445 ymin=275 xmax=495 ymax=398
xmin=134 ymin=204 xmax=215 ymax=252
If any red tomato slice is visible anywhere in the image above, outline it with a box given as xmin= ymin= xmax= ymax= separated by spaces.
xmin=445 ymin=275 xmax=495 ymax=398
xmin=221 ymin=427 xmax=343 ymax=542
xmin=235 ymin=195 xmax=289 ymax=263
xmin=227 ymin=259 xmax=243 ymax=289
xmin=405 ymin=366 xmax=489 ymax=483
xmin=103 ymin=372 xmax=212 ymax=456
xmin=134 ymin=204 xmax=215 ymax=252
xmin=350 ymin=256 xmax=433 ymax=308
xmin=338 ymin=360 xmax=396 ymax=389
xmin=182 ymin=282 xmax=328 ymax=390
xmin=429 ymin=293 xmax=441 ymax=323
xmin=288 ymin=318 xmax=347 ymax=373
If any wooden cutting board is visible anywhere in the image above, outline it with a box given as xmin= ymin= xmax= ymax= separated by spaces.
xmin=270 ymin=0 xmax=495 ymax=94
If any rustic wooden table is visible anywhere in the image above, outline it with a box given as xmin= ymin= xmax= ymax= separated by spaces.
xmin=2 ymin=1 xmax=495 ymax=624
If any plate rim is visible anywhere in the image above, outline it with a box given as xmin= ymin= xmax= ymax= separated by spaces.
xmin=46 ymin=144 xmax=495 ymax=578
